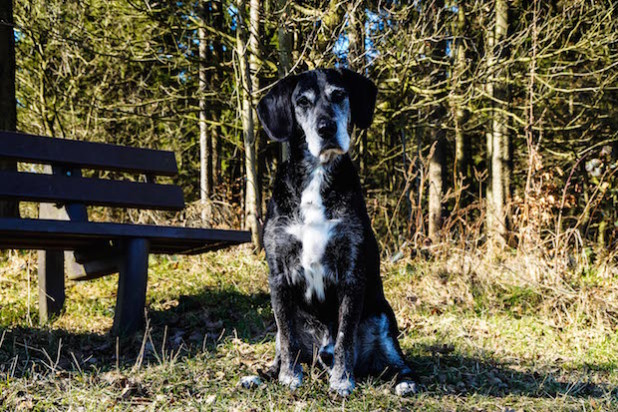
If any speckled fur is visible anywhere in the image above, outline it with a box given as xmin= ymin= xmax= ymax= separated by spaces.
xmin=256 ymin=69 xmax=416 ymax=396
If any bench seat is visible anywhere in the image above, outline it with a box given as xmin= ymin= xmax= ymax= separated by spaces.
xmin=0 ymin=217 xmax=250 ymax=255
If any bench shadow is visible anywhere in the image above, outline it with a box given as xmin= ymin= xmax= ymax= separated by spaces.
xmin=0 ymin=287 xmax=272 ymax=374
xmin=0 ymin=288 xmax=613 ymax=400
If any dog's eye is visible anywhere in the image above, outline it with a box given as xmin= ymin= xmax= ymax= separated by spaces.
xmin=296 ymin=96 xmax=311 ymax=108
xmin=330 ymin=90 xmax=347 ymax=103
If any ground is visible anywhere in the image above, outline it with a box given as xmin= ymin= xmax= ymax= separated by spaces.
xmin=1 ymin=246 xmax=617 ymax=411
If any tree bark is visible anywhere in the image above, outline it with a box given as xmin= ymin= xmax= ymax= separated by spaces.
xmin=276 ymin=0 xmax=292 ymax=161
xmin=237 ymin=0 xmax=262 ymax=248
xmin=346 ymin=0 xmax=364 ymax=71
xmin=427 ymin=0 xmax=446 ymax=241
xmin=346 ymin=0 xmax=368 ymax=176
xmin=198 ymin=3 xmax=212 ymax=220
xmin=0 ymin=0 xmax=19 ymax=217
xmin=453 ymin=1 xmax=469 ymax=197
xmin=210 ymin=0 xmax=224 ymax=188
xmin=310 ymin=0 xmax=344 ymax=67
xmin=250 ymin=0 xmax=267 ymax=227
xmin=428 ymin=136 xmax=445 ymax=241
xmin=486 ymin=0 xmax=509 ymax=246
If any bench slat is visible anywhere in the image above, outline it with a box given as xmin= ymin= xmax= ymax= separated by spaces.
xmin=0 ymin=218 xmax=251 ymax=255
xmin=0 ymin=171 xmax=185 ymax=210
xmin=0 ymin=131 xmax=178 ymax=176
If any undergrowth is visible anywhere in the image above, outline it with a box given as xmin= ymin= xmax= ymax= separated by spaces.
xmin=1 ymin=245 xmax=618 ymax=411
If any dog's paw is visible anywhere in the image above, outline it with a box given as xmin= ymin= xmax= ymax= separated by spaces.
xmin=279 ymin=367 xmax=303 ymax=390
xmin=394 ymin=380 xmax=417 ymax=396
xmin=329 ymin=374 xmax=355 ymax=397
xmin=238 ymin=375 xmax=263 ymax=389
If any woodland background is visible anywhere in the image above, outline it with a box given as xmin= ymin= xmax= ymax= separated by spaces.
xmin=1 ymin=0 xmax=617 ymax=260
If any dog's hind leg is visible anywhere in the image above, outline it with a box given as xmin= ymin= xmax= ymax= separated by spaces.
xmin=377 ymin=313 xmax=417 ymax=396
xmin=356 ymin=312 xmax=417 ymax=396
xmin=382 ymin=338 xmax=417 ymax=396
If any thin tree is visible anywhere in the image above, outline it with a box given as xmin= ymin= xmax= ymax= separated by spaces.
xmin=237 ymin=0 xmax=262 ymax=248
xmin=452 ymin=1 xmax=470 ymax=198
xmin=427 ymin=0 xmax=447 ymax=241
xmin=199 ymin=2 xmax=212 ymax=220
xmin=347 ymin=0 xmax=368 ymax=175
xmin=0 ymin=0 xmax=19 ymax=217
xmin=276 ymin=0 xmax=292 ymax=161
xmin=486 ymin=0 xmax=509 ymax=246
xmin=210 ymin=0 xmax=224 ymax=189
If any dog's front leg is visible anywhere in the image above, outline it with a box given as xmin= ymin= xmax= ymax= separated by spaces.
xmin=269 ymin=275 xmax=303 ymax=390
xmin=330 ymin=290 xmax=363 ymax=396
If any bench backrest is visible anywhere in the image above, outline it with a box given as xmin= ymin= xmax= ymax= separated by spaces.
xmin=0 ymin=131 xmax=185 ymax=211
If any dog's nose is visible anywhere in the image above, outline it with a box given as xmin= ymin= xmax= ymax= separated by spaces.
xmin=317 ymin=118 xmax=337 ymax=138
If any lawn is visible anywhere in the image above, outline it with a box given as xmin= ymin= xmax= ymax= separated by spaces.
xmin=1 ymin=246 xmax=617 ymax=411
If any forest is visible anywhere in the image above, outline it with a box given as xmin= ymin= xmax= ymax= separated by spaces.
xmin=2 ymin=0 xmax=618 ymax=410
xmin=2 ymin=0 xmax=617 ymax=257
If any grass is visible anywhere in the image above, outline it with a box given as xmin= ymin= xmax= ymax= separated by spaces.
xmin=1 ymin=246 xmax=618 ymax=411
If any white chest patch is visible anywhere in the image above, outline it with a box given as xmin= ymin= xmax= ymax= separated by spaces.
xmin=286 ymin=166 xmax=339 ymax=301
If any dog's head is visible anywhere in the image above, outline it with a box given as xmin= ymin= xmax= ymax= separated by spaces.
xmin=257 ymin=69 xmax=377 ymax=164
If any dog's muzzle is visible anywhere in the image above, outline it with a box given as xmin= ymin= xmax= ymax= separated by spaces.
xmin=317 ymin=118 xmax=345 ymax=163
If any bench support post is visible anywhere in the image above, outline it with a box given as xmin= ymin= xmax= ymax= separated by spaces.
xmin=38 ymin=250 xmax=65 ymax=323
xmin=112 ymin=238 xmax=150 ymax=337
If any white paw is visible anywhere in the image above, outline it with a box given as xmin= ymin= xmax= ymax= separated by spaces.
xmin=330 ymin=376 xmax=355 ymax=397
xmin=238 ymin=375 xmax=262 ymax=389
xmin=394 ymin=380 xmax=417 ymax=396
xmin=279 ymin=368 xmax=303 ymax=390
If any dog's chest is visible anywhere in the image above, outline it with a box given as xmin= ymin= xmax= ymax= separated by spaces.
xmin=286 ymin=166 xmax=340 ymax=302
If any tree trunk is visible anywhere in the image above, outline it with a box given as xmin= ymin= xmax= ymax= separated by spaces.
xmin=0 ymin=0 xmax=19 ymax=217
xmin=276 ymin=0 xmax=292 ymax=161
xmin=486 ymin=0 xmax=509 ymax=246
xmin=427 ymin=0 xmax=446 ymax=242
xmin=198 ymin=3 xmax=212 ymax=220
xmin=276 ymin=1 xmax=292 ymax=77
xmin=210 ymin=0 xmax=224 ymax=188
xmin=453 ymin=1 xmax=469 ymax=198
xmin=346 ymin=0 xmax=364 ymax=71
xmin=311 ymin=0 xmax=344 ymax=67
xmin=237 ymin=0 xmax=262 ymax=248
xmin=346 ymin=1 xmax=367 ymax=175
xmin=428 ymin=137 xmax=445 ymax=241
xmin=249 ymin=0 xmax=267 ymax=228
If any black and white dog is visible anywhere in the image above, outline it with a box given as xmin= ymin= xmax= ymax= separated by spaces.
xmin=250 ymin=68 xmax=416 ymax=397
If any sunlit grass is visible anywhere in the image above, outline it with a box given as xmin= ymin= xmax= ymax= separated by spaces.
xmin=1 ymin=246 xmax=617 ymax=411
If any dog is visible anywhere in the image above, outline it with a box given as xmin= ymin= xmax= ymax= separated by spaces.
xmin=244 ymin=68 xmax=416 ymax=397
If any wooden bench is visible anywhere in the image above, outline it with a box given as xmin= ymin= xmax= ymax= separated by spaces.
xmin=0 ymin=131 xmax=251 ymax=336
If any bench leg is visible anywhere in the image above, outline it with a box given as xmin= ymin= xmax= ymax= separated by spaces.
xmin=38 ymin=250 xmax=65 ymax=324
xmin=112 ymin=238 xmax=150 ymax=337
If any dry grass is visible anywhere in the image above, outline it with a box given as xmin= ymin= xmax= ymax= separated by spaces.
xmin=1 ymin=245 xmax=618 ymax=411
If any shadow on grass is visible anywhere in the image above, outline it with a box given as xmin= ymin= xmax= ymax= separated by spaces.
xmin=0 ymin=287 xmax=272 ymax=375
xmin=0 ymin=287 xmax=612 ymax=400
xmin=407 ymin=344 xmax=612 ymax=399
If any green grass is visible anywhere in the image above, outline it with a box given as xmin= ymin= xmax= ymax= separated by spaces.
xmin=1 ymin=247 xmax=618 ymax=411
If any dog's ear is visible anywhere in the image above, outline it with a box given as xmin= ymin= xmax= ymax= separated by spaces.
xmin=340 ymin=69 xmax=377 ymax=129
xmin=257 ymin=75 xmax=298 ymax=142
